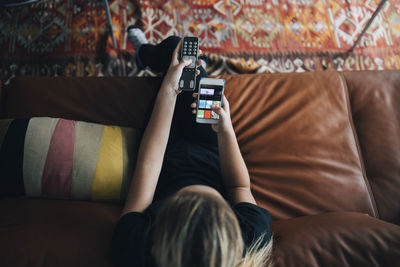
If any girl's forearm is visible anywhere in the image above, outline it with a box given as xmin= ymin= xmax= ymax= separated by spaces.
xmin=123 ymin=86 xmax=176 ymax=214
xmin=135 ymin=86 xmax=176 ymax=175
xmin=217 ymin=128 xmax=256 ymax=205
xmin=217 ymin=128 xmax=251 ymax=189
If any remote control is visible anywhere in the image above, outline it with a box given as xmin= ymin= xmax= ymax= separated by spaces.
xmin=179 ymin=36 xmax=199 ymax=91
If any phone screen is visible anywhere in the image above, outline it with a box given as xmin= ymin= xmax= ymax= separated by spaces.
xmin=197 ymin=84 xmax=223 ymax=120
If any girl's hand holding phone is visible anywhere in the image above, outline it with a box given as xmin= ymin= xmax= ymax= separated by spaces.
xmin=191 ymin=93 xmax=234 ymax=134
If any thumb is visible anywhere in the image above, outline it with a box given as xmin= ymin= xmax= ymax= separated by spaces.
xmin=211 ymin=104 xmax=225 ymax=117
xmin=179 ymin=59 xmax=192 ymax=68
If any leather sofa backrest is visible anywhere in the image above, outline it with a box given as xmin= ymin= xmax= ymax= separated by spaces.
xmin=2 ymin=76 xmax=161 ymax=128
xmin=219 ymin=72 xmax=377 ymax=219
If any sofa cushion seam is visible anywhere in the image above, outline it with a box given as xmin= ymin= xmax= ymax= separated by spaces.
xmin=338 ymin=72 xmax=380 ymax=219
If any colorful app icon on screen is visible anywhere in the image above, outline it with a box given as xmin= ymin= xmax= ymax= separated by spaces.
xmin=204 ymin=110 xmax=211 ymax=118
xmin=199 ymin=100 xmax=206 ymax=108
xmin=211 ymin=110 xmax=217 ymax=119
xmin=211 ymin=111 xmax=219 ymax=119
xmin=197 ymin=109 xmax=204 ymax=118
xmin=206 ymin=100 xmax=213 ymax=109
xmin=213 ymin=101 xmax=220 ymax=107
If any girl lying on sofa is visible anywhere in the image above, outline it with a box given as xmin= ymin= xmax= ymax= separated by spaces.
xmin=112 ymin=30 xmax=273 ymax=267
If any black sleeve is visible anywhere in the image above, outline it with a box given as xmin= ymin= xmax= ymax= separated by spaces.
xmin=232 ymin=202 xmax=272 ymax=249
xmin=111 ymin=212 xmax=152 ymax=267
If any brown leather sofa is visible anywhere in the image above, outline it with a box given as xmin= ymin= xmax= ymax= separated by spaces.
xmin=0 ymin=71 xmax=399 ymax=267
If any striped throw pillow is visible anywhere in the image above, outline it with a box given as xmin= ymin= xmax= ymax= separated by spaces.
xmin=0 ymin=118 xmax=141 ymax=202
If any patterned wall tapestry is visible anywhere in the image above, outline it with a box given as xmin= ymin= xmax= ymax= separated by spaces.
xmin=0 ymin=0 xmax=399 ymax=82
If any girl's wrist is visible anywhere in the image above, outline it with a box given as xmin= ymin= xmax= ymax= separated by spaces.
xmin=217 ymin=123 xmax=235 ymax=136
xmin=159 ymin=83 xmax=180 ymax=98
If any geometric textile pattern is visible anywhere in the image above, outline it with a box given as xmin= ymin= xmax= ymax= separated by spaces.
xmin=0 ymin=0 xmax=138 ymax=56
xmin=0 ymin=0 xmax=399 ymax=82
xmin=137 ymin=0 xmax=400 ymax=53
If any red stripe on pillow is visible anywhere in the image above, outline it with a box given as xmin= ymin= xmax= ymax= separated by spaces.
xmin=42 ymin=119 xmax=75 ymax=198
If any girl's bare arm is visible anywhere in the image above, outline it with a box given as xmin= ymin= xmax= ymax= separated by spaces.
xmin=121 ymin=42 xmax=192 ymax=216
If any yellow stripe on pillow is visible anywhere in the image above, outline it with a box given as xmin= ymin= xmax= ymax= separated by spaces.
xmin=90 ymin=126 xmax=123 ymax=201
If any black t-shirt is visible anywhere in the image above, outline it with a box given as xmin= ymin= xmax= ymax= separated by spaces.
xmin=153 ymin=139 xmax=225 ymax=201
xmin=112 ymin=139 xmax=272 ymax=267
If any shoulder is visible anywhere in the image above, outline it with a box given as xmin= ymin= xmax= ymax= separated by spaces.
xmin=112 ymin=211 xmax=153 ymax=267
xmin=112 ymin=199 xmax=167 ymax=266
xmin=232 ymin=202 xmax=271 ymax=223
xmin=232 ymin=202 xmax=272 ymax=247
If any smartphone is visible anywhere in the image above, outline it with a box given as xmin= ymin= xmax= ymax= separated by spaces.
xmin=196 ymin=78 xmax=225 ymax=124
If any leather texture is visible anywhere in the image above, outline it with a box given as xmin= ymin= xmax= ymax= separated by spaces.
xmin=219 ymin=72 xmax=377 ymax=220
xmin=272 ymin=212 xmax=400 ymax=267
xmin=1 ymin=71 xmax=399 ymax=267
xmin=3 ymin=76 xmax=160 ymax=128
xmin=344 ymin=71 xmax=400 ymax=225
xmin=0 ymin=198 xmax=119 ymax=267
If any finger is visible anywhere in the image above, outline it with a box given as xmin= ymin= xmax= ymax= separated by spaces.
xmin=197 ymin=59 xmax=203 ymax=66
xmin=172 ymin=39 xmax=183 ymax=65
xmin=190 ymin=102 xmax=197 ymax=108
xmin=192 ymin=92 xmax=198 ymax=98
xmin=192 ymin=109 xmax=196 ymax=114
xmin=222 ymin=95 xmax=229 ymax=109
xmin=211 ymin=104 xmax=224 ymax=116
xmin=195 ymin=69 xmax=200 ymax=75
xmin=179 ymin=59 xmax=192 ymax=69
xmin=199 ymin=49 xmax=203 ymax=55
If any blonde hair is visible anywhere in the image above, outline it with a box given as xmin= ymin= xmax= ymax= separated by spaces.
xmin=151 ymin=191 xmax=273 ymax=267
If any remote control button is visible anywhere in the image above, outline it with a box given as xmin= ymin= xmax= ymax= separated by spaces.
xmin=190 ymin=80 xmax=194 ymax=88
xmin=180 ymin=80 xmax=184 ymax=88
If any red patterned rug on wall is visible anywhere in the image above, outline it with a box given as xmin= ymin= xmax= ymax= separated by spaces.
xmin=0 ymin=0 xmax=399 ymax=82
